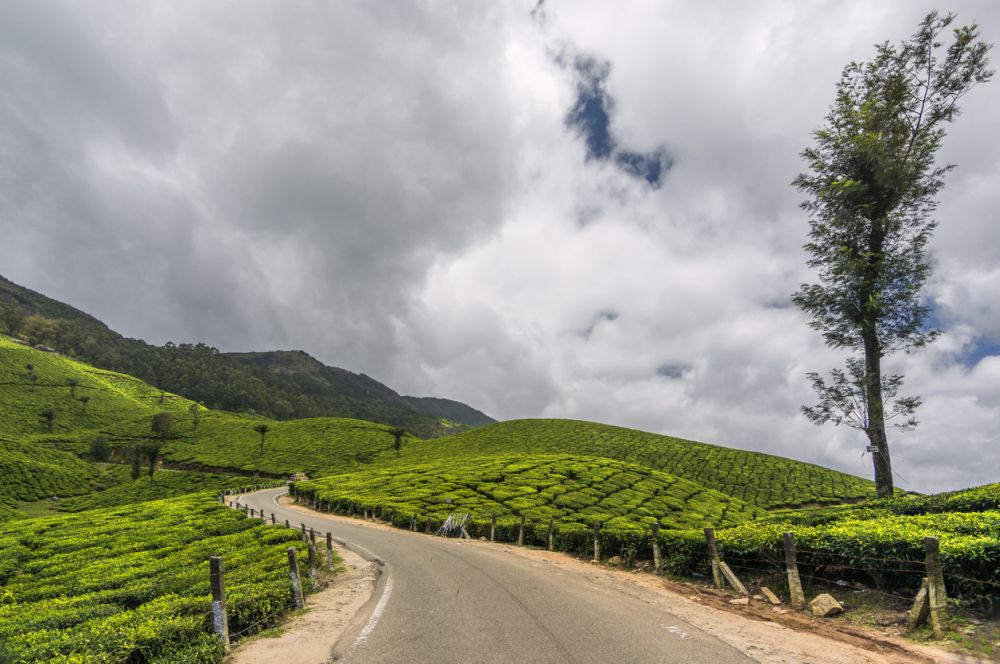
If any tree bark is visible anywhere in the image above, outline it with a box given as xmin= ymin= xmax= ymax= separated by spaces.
xmin=862 ymin=214 xmax=893 ymax=498
xmin=863 ymin=336 xmax=894 ymax=498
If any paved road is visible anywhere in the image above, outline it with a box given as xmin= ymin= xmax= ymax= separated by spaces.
xmin=242 ymin=488 xmax=755 ymax=664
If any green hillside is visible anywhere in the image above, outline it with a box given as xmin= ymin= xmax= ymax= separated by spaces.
xmin=94 ymin=409 xmax=409 ymax=479
xmin=0 ymin=335 xmax=194 ymax=439
xmin=295 ymin=453 xmax=765 ymax=532
xmin=0 ymin=274 xmax=493 ymax=436
xmin=0 ymin=493 xmax=323 ymax=663
xmin=2 ymin=331 xmax=878 ymax=523
xmin=393 ymin=419 xmax=875 ymax=509
xmin=57 ymin=467 xmax=277 ymax=513
xmin=0 ymin=438 xmax=101 ymax=520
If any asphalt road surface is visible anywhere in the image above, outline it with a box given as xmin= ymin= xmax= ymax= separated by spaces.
xmin=241 ymin=488 xmax=756 ymax=664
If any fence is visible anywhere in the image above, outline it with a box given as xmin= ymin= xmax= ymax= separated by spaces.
xmin=208 ymin=490 xmax=337 ymax=652
xmin=284 ymin=482 xmax=999 ymax=630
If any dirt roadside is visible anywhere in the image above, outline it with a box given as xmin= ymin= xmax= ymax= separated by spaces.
xmin=231 ymin=497 xmax=987 ymax=664
xmin=224 ymin=507 xmax=377 ymax=663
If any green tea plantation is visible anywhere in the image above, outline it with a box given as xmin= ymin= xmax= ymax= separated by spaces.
xmin=393 ymin=419 xmax=876 ymax=509
xmin=0 ymin=493 xmax=326 ymax=663
xmin=294 ymin=453 xmax=765 ymax=532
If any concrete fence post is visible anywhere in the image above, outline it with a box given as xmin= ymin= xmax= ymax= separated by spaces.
xmin=209 ymin=556 xmax=229 ymax=652
xmin=308 ymin=540 xmax=317 ymax=584
xmin=783 ymin=532 xmax=806 ymax=609
xmin=288 ymin=547 xmax=305 ymax=608
xmin=704 ymin=527 xmax=723 ymax=588
xmin=652 ymin=522 xmax=662 ymax=573
xmin=924 ymin=536 xmax=948 ymax=637
xmin=592 ymin=522 xmax=601 ymax=562
xmin=547 ymin=517 xmax=555 ymax=552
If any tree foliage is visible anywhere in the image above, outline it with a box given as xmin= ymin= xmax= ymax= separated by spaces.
xmin=253 ymin=423 xmax=270 ymax=455
xmin=793 ymin=12 xmax=992 ymax=497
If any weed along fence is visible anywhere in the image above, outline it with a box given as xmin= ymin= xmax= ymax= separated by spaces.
xmin=285 ymin=482 xmax=1000 ymax=626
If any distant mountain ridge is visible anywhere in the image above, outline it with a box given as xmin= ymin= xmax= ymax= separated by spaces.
xmin=0 ymin=274 xmax=494 ymax=437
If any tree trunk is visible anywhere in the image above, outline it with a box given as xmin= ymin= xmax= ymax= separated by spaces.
xmin=863 ymin=329 xmax=894 ymax=498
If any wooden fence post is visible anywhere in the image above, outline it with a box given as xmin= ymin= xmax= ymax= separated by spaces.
xmin=704 ymin=527 xmax=723 ymax=588
xmin=517 ymin=515 xmax=526 ymax=546
xmin=250 ymin=508 xmax=255 ymax=518
xmin=783 ymin=532 xmax=806 ymax=609
xmin=924 ymin=536 xmax=948 ymax=637
xmin=490 ymin=513 xmax=497 ymax=542
xmin=425 ymin=517 xmax=433 ymax=534
xmin=285 ymin=519 xmax=290 ymax=528
xmin=209 ymin=556 xmax=229 ymax=652
xmin=652 ymin=522 xmax=662 ymax=573
xmin=310 ymin=528 xmax=316 ymax=545
xmin=287 ymin=548 xmax=305 ymax=608
xmin=326 ymin=532 xmax=334 ymax=568
xmin=271 ymin=513 xmax=276 ymax=525
xmin=301 ymin=523 xmax=307 ymax=543
xmin=547 ymin=517 xmax=555 ymax=552
xmin=592 ymin=522 xmax=601 ymax=562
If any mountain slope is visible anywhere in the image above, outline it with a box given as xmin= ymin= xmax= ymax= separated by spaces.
xmin=0 ymin=274 xmax=492 ymax=436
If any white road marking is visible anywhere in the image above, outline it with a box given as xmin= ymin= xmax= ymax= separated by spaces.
xmin=662 ymin=624 xmax=690 ymax=639
xmin=350 ymin=572 xmax=393 ymax=654
xmin=260 ymin=487 xmax=392 ymax=654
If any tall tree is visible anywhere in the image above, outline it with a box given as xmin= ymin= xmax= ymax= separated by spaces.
xmin=793 ymin=12 xmax=992 ymax=497
xmin=253 ymin=423 xmax=270 ymax=455
xmin=388 ymin=426 xmax=407 ymax=457
xmin=189 ymin=402 xmax=201 ymax=431
xmin=151 ymin=411 xmax=173 ymax=441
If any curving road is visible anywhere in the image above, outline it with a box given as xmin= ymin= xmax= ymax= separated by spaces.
xmin=240 ymin=488 xmax=756 ymax=664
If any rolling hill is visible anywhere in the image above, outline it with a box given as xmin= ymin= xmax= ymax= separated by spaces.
xmin=0 ymin=273 xmax=493 ymax=436
xmin=390 ymin=419 xmax=876 ymax=509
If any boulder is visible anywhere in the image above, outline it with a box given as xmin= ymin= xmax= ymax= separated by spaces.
xmin=607 ymin=556 xmax=622 ymax=566
xmin=809 ymin=593 xmax=843 ymax=617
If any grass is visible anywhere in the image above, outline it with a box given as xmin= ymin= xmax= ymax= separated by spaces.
xmin=0 ymin=493 xmax=324 ymax=663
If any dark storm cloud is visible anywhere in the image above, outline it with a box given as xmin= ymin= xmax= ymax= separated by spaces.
xmin=0 ymin=1 xmax=519 ymax=376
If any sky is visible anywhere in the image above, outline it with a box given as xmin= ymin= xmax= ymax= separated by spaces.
xmin=1 ymin=1 xmax=998 ymax=493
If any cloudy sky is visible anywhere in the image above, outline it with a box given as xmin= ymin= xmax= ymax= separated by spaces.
xmin=2 ymin=1 xmax=998 ymax=492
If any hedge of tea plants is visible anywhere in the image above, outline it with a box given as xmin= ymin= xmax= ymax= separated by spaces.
xmin=0 ymin=438 xmax=101 ymax=521
xmin=0 ymin=494 xmax=316 ymax=662
xmin=394 ymin=419 xmax=874 ymax=509
xmin=293 ymin=453 xmax=765 ymax=535
xmin=651 ymin=500 xmax=1000 ymax=600
xmin=56 ymin=467 xmax=276 ymax=513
